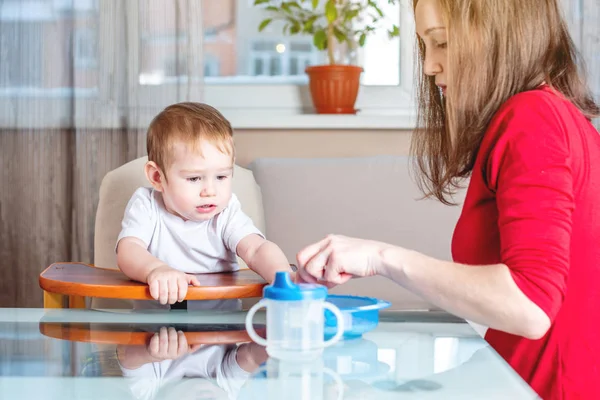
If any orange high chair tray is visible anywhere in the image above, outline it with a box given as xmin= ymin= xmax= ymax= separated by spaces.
xmin=39 ymin=262 xmax=267 ymax=308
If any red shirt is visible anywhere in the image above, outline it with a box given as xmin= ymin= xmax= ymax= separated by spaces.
xmin=452 ymin=85 xmax=600 ymax=399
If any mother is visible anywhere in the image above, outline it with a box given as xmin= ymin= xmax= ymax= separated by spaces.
xmin=296 ymin=0 xmax=600 ymax=398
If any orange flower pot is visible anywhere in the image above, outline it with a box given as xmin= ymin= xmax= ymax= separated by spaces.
xmin=305 ymin=65 xmax=363 ymax=114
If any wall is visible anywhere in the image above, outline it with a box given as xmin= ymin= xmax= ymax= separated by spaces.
xmin=234 ymin=129 xmax=413 ymax=167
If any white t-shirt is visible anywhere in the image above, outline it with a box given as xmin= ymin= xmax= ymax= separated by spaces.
xmin=119 ymin=344 xmax=249 ymax=400
xmin=117 ymin=187 xmax=264 ymax=310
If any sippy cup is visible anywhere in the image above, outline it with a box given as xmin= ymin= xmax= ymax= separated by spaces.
xmin=263 ymin=357 xmax=344 ymax=400
xmin=245 ymin=271 xmax=344 ymax=361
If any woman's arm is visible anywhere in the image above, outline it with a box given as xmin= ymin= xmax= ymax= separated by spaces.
xmin=297 ymin=234 xmax=550 ymax=340
xmin=298 ymin=93 xmax=572 ymax=340
xmin=379 ymin=245 xmax=550 ymax=339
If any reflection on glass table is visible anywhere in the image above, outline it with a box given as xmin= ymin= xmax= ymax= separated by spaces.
xmin=0 ymin=308 xmax=539 ymax=399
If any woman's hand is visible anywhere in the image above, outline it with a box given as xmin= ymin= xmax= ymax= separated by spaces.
xmin=295 ymin=234 xmax=388 ymax=287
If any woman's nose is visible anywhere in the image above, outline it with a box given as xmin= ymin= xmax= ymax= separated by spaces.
xmin=424 ymin=51 xmax=442 ymax=77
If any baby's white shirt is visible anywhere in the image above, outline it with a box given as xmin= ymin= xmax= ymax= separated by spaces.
xmin=119 ymin=344 xmax=249 ymax=400
xmin=118 ymin=187 xmax=263 ymax=273
xmin=117 ymin=187 xmax=264 ymax=310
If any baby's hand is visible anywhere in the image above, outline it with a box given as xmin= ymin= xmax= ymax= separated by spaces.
xmin=236 ymin=342 xmax=268 ymax=372
xmin=147 ymin=327 xmax=201 ymax=361
xmin=146 ymin=264 xmax=201 ymax=305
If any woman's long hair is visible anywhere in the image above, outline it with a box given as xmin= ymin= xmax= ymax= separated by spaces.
xmin=411 ymin=0 xmax=599 ymax=204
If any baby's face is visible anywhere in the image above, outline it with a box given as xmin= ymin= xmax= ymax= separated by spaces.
xmin=161 ymin=140 xmax=233 ymax=222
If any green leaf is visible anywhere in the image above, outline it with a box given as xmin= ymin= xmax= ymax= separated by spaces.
xmin=258 ymin=18 xmax=273 ymax=32
xmin=333 ymin=26 xmax=346 ymax=43
xmin=303 ymin=16 xmax=317 ymax=32
xmin=325 ymin=0 xmax=337 ymax=23
xmin=313 ymin=29 xmax=327 ymax=50
xmin=344 ymin=9 xmax=360 ymax=22
xmin=254 ymin=0 xmax=270 ymax=5
xmin=290 ymin=22 xmax=301 ymax=34
xmin=265 ymin=6 xmax=279 ymax=12
xmin=312 ymin=0 xmax=319 ymax=10
xmin=371 ymin=4 xmax=384 ymax=17
xmin=359 ymin=32 xmax=367 ymax=46
xmin=388 ymin=25 xmax=400 ymax=38
xmin=286 ymin=16 xmax=301 ymax=26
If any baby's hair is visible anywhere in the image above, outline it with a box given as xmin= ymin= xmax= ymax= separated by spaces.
xmin=147 ymin=102 xmax=235 ymax=175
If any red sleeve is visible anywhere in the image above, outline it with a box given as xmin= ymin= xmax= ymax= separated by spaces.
xmin=486 ymin=92 xmax=574 ymax=322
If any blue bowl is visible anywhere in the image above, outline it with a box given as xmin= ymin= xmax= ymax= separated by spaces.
xmin=324 ymin=295 xmax=391 ymax=340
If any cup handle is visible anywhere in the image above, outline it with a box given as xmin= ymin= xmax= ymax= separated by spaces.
xmin=245 ymin=299 xmax=268 ymax=346
xmin=322 ymin=302 xmax=344 ymax=347
xmin=323 ymin=367 xmax=345 ymax=400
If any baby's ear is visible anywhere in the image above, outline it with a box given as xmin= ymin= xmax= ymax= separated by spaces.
xmin=145 ymin=161 xmax=165 ymax=191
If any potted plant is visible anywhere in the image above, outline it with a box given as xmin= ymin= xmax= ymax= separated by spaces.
xmin=253 ymin=0 xmax=399 ymax=114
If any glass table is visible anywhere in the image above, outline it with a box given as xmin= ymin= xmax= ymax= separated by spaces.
xmin=0 ymin=308 xmax=539 ymax=399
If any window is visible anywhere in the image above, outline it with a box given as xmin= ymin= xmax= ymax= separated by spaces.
xmin=135 ymin=0 xmax=416 ymax=120
xmin=74 ymin=28 xmax=98 ymax=69
xmin=0 ymin=0 xmax=416 ymax=128
xmin=248 ymin=39 xmax=318 ymax=81
xmin=0 ymin=1 xmax=100 ymax=91
xmin=204 ymin=55 xmax=221 ymax=77
xmin=196 ymin=0 xmax=416 ymax=118
xmin=0 ymin=21 xmax=44 ymax=89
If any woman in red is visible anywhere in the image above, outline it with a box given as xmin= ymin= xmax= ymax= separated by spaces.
xmin=296 ymin=0 xmax=600 ymax=398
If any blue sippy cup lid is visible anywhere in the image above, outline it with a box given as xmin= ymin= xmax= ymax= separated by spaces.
xmin=263 ymin=272 xmax=327 ymax=301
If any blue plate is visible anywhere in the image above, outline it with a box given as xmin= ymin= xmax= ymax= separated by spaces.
xmin=324 ymin=295 xmax=391 ymax=340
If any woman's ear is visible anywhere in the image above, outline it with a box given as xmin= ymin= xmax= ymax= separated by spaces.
xmin=145 ymin=161 xmax=166 ymax=192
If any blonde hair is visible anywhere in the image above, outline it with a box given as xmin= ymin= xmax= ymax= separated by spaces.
xmin=411 ymin=0 xmax=600 ymax=204
xmin=147 ymin=102 xmax=235 ymax=175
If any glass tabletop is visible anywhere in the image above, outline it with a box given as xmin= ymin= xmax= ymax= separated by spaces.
xmin=0 ymin=308 xmax=538 ymax=399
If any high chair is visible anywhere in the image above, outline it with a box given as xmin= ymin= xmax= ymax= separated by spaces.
xmin=39 ymin=156 xmax=268 ymax=309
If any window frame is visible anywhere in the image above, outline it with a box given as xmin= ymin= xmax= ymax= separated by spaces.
xmin=128 ymin=0 xmax=417 ymax=128
xmin=204 ymin=2 xmax=416 ymax=124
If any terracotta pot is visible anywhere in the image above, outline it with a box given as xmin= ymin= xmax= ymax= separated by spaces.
xmin=305 ymin=64 xmax=363 ymax=114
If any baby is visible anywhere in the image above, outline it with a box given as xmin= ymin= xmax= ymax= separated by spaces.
xmin=116 ymin=102 xmax=293 ymax=309
xmin=116 ymin=326 xmax=268 ymax=400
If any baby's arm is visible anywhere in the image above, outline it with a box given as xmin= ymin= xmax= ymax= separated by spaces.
xmin=117 ymin=238 xmax=201 ymax=305
xmin=236 ymin=234 xmax=295 ymax=283
xmin=117 ymin=237 xmax=167 ymax=283
xmin=235 ymin=342 xmax=268 ymax=372
xmin=116 ymin=189 xmax=200 ymax=304
xmin=209 ymin=343 xmax=268 ymax=399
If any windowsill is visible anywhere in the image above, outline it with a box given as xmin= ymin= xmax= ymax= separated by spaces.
xmin=0 ymin=88 xmax=417 ymax=130
xmin=225 ymin=110 xmax=417 ymax=130
xmin=0 ymin=95 xmax=417 ymax=130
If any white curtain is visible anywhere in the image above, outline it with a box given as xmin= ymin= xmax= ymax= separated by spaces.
xmin=0 ymin=0 xmax=204 ymax=307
